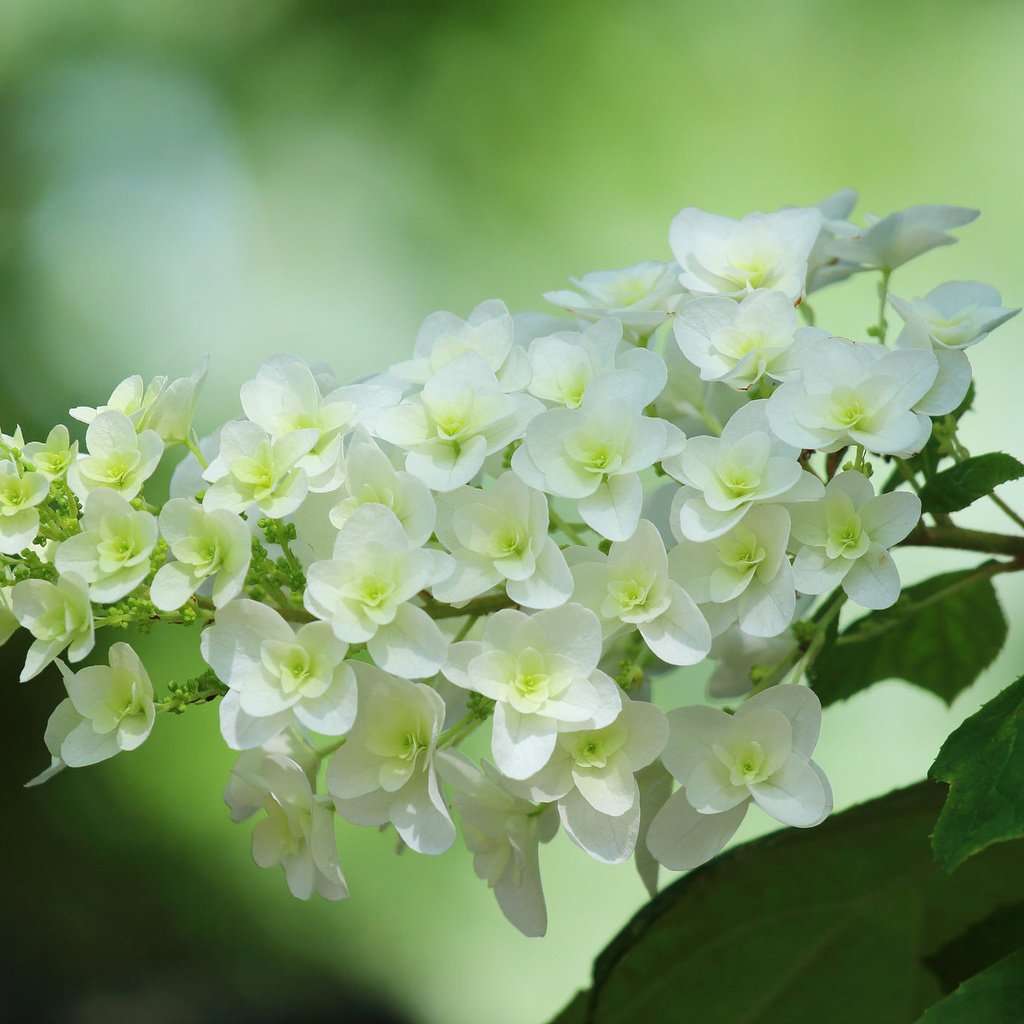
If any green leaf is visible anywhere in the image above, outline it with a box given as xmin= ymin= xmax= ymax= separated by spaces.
xmin=915 ymin=949 xmax=1024 ymax=1023
xmin=929 ymin=675 xmax=1024 ymax=871
xmin=809 ymin=568 xmax=1007 ymax=706
xmin=549 ymin=784 xmax=1024 ymax=1024
xmin=924 ymin=901 xmax=1024 ymax=994
xmin=919 ymin=452 xmax=1024 ymax=515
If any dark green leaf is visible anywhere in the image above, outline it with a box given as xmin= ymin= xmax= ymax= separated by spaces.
xmin=809 ymin=569 xmax=1007 ymax=706
xmin=915 ymin=949 xmax=1024 ymax=1023
xmin=550 ymin=783 xmax=1024 ymax=1024
xmin=930 ymin=675 xmax=1024 ymax=871
xmin=920 ymin=453 xmax=1024 ymax=515
xmin=925 ymin=901 xmax=1024 ymax=994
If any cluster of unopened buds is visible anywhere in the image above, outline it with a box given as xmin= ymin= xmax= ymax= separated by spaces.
xmin=2 ymin=191 xmax=1016 ymax=934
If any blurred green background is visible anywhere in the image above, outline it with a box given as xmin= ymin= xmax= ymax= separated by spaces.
xmin=2 ymin=1 xmax=1023 ymax=1022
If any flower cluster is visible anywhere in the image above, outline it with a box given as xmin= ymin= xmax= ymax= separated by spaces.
xmin=2 ymin=193 xmax=1017 ymax=936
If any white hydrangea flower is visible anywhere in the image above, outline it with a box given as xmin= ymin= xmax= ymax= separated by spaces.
xmin=53 ymin=490 xmax=157 ymax=603
xmin=664 ymin=399 xmax=823 ymax=541
xmin=70 ymin=373 xmax=166 ymax=428
xmin=240 ymin=354 xmax=398 ymax=492
xmin=804 ymin=188 xmax=860 ymax=292
xmin=244 ymin=752 xmax=348 ymax=901
xmin=669 ymin=206 xmax=823 ymax=303
xmin=654 ymin=339 xmax=748 ymax=440
xmin=569 ymin=520 xmax=711 ymax=666
xmin=150 ymin=498 xmax=252 ymax=611
xmin=442 ymin=603 xmax=621 ymax=780
xmin=707 ymin=624 xmax=799 ymax=700
xmin=22 ymin=425 xmax=78 ymax=481
xmin=202 ymin=420 xmax=318 ymax=517
xmin=437 ymin=749 xmax=558 ymax=937
xmin=224 ymin=729 xmax=321 ymax=823
xmin=25 ymin=695 xmax=84 ymax=787
xmin=326 ymin=434 xmax=435 ymax=546
xmin=890 ymin=281 xmax=1019 ymax=352
xmin=789 ymin=470 xmax=920 ymax=610
xmin=0 ymin=463 xmax=49 ymax=555
xmin=646 ymin=685 xmax=831 ymax=871
xmin=66 ymin=410 xmax=163 ymax=503
xmin=145 ymin=356 xmax=210 ymax=445
xmin=48 ymin=643 xmax=156 ymax=767
xmin=374 ymin=352 xmax=543 ymax=492
xmin=304 ymin=503 xmax=453 ymax=678
xmin=390 ymin=299 xmax=531 ymax=392
xmin=201 ymin=599 xmax=358 ymax=750
xmin=12 ymin=571 xmax=95 ymax=681
xmin=433 ymin=471 xmax=572 ymax=610
xmin=673 ymin=289 xmax=809 ymax=389
xmin=889 ymin=282 xmax=1019 ymax=418
xmin=325 ymin=663 xmax=454 ymax=855
xmin=515 ymin=692 xmax=669 ymax=864
xmin=512 ymin=374 xmax=684 ymax=541
xmin=766 ymin=336 xmax=937 ymax=456
xmin=827 ymin=204 xmax=978 ymax=271
xmin=526 ymin=317 xmax=667 ymax=411
xmin=669 ymin=504 xmax=795 ymax=639
xmin=543 ymin=261 xmax=684 ymax=341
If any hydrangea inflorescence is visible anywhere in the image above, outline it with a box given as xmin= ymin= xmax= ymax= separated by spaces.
xmin=3 ymin=193 xmax=1019 ymax=936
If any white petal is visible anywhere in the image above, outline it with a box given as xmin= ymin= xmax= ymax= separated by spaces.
xmin=645 ymin=789 xmax=748 ymax=871
xmin=749 ymin=756 xmax=828 ymax=827
xmin=491 ymin=703 xmax=557 ymax=780
xmin=560 ymin=789 xmax=640 ymax=864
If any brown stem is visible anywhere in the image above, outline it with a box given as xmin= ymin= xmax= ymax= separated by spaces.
xmin=899 ymin=523 xmax=1024 ymax=560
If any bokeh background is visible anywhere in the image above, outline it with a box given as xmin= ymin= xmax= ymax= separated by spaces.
xmin=2 ymin=2 xmax=1023 ymax=1022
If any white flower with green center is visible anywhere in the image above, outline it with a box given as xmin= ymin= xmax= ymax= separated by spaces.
xmin=389 ymin=298 xmax=531 ymax=392
xmin=826 ymin=204 xmax=978 ymax=271
xmin=512 ymin=374 xmax=683 ymax=541
xmin=789 ymin=471 xmax=920 ymax=609
xmin=526 ymin=318 xmax=667 ymax=409
xmin=66 ymin=410 xmax=163 ymax=503
xmin=304 ymin=503 xmax=453 ymax=678
xmin=12 ymin=571 xmax=95 ymax=681
xmin=0 ymin=462 xmax=49 ymax=555
xmin=22 ymin=425 xmax=78 ymax=481
xmin=374 ymin=352 xmax=542 ymax=492
xmin=442 ymin=603 xmax=621 ymax=779
xmin=145 ymin=356 xmax=210 ymax=445
xmin=766 ymin=336 xmax=938 ymax=456
xmin=45 ymin=643 xmax=156 ymax=768
xmin=669 ymin=504 xmax=795 ymax=639
xmin=71 ymin=373 xmax=166 ymax=429
xmin=327 ymin=435 xmax=435 ymax=546
xmin=150 ymin=498 xmax=252 ymax=611
xmin=543 ymin=260 xmax=684 ymax=342
xmin=202 ymin=420 xmax=319 ymax=517
xmin=674 ymin=289 xmax=815 ymax=390
xmin=54 ymin=490 xmax=157 ymax=603
xmin=201 ymin=599 xmax=357 ymax=750
xmin=433 ymin=471 xmax=572 ymax=609
xmin=241 ymin=355 xmax=398 ymax=492
xmin=569 ymin=520 xmax=711 ymax=666
xmin=669 ymin=206 xmax=823 ymax=303
xmin=890 ymin=281 xmax=1019 ymax=352
xmin=437 ymin=749 xmax=558 ymax=937
xmin=664 ymin=399 xmax=823 ymax=541
xmin=646 ymin=685 xmax=831 ymax=871
xmin=326 ymin=663 xmax=454 ymax=855
xmin=244 ymin=753 xmax=348 ymax=901
xmin=515 ymin=693 xmax=668 ymax=864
